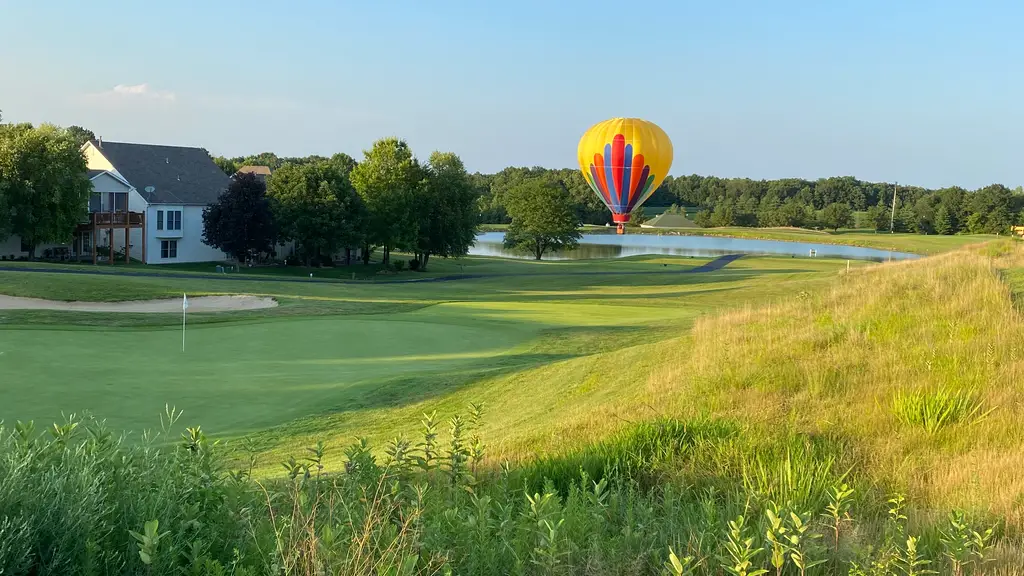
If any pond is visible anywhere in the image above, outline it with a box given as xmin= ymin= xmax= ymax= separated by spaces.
xmin=468 ymin=232 xmax=918 ymax=262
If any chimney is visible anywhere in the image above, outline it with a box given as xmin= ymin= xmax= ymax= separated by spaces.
xmin=97 ymin=136 xmax=102 ymax=148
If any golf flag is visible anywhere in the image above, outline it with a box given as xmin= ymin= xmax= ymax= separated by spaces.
xmin=181 ymin=293 xmax=188 ymax=352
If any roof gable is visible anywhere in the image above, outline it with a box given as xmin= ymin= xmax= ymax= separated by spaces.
xmin=88 ymin=171 xmax=132 ymax=193
xmin=88 ymin=140 xmax=231 ymax=205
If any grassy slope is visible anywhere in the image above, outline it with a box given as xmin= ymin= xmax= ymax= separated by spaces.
xmin=238 ymin=241 xmax=1024 ymax=539
xmin=460 ymin=241 xmax=1024 ymax=530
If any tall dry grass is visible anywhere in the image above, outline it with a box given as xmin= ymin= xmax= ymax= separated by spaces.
xmin=642 ymin=241 xmax=1024 ymax=528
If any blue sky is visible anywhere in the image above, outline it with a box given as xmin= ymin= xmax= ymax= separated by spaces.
xmin=1 ymin=0 xmax=1020 ymax=189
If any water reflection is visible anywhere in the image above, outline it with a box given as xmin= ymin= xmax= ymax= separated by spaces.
xmin=468 ymin=232 xmax=917 ymax=262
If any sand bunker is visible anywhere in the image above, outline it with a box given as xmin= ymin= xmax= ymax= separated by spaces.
xmin=0 ymin=294 xmax=278 ymax=313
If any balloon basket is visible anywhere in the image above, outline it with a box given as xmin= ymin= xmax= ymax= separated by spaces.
xmin=616 ymin=223 xmax=625 ymax=235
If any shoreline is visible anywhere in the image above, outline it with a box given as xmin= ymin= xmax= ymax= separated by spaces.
xmin=476 ymin=224 xmax=997 ymax=255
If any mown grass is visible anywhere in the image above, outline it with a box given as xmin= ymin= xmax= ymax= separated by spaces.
xmin=1 ymin=254 xmax=837 ymax=436
xmin=588 ymin=227 xmax=1000 ymax=255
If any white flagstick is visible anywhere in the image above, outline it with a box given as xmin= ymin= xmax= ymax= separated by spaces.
xmin=182 ymin=293 xmax=189 ymax=352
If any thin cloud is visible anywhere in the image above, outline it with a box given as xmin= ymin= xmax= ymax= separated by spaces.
xmin=83 ymin=83 xmax=176 ymax=103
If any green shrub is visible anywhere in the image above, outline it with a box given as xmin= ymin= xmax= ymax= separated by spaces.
xmin=0 ymin=408 xmax=1012 ymax=575
xmin=891 ymin=386 xmax=993 ymax=433
xmin=392 ymin=259 xmax=406 ymax=272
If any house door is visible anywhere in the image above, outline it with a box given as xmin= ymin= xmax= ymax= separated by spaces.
xmin=78 ymin=231 xmax=92 ymax=256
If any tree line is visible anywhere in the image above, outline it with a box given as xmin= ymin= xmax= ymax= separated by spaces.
xmin=204 ymin=138 xmax=479 ymax=270
xmin=463 ymin=169 xmax=1024 ymax=235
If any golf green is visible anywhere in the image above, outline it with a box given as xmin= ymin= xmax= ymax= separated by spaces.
xmin=0 ymin=314 xmax=529 ymax=435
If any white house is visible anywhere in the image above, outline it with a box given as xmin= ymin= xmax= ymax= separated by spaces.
xmin=1 ymin=139 xmax=233 ymax=264
xmin=0 ymin=139 xmax=366 ymax=266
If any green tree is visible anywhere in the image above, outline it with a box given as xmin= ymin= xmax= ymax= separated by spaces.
xmin=966 ymin=184 xmax=1015 ymax=234
xmin=503 ymin=179 xmax=581 ymax=260
xmin=820 ymin=202 xmax=853 ymax=231
xmin=239 ymin=152 xmax=282 ymax=171
xmin=350 ymin=138 xmax=423 ymax=265
xmin=413 ymin=151 xmax=479 ymax=270
xmin=201 ymin=173 xmax=278 ymax=262
xmin=0 ymin=124 xmax=92 ymax=259
xmin=267 ymin=155 xmax=366 ymax=266
xmin=65 ymin=125 xmax=95 ymax=147
xmin=871 ymin=202 xmax=893 ymax=231
xmin=776 ymin=200 xmax=809 ymax=227
xmin=934 ymin=204 xmax=953 ymax=235
xmin=710 ymin=201 xmax=736 ymax=227
xmin=625 ymin=205 xmax=646 ymax=227
xmin=211 ymin=156 xmax=239 ymax=176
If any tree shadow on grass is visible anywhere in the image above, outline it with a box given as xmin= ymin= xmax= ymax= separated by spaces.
xmin=233 ymin=324 xmax=674 ymax=445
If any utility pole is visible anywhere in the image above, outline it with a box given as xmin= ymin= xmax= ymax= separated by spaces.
xmin=889 ymin=182 xmax=898 ymax=233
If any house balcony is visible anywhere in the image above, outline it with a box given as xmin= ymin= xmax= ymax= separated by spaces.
xmin=78 ymin=211 xmax=145 ymax=230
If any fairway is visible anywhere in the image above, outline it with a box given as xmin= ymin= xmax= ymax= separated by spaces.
xmin=0 ymin=253 xmax=850 ymax=447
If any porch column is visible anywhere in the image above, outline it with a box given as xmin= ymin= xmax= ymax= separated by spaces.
xmin=92 ymin=225 xmax=97 ymax=265
xmin=110 ymin=225 xmax=114 ymax=265
xmin=141 ymin=213 xmax=147 ymax=264
xmin=125 ymin=226 xmax=130 ymax=264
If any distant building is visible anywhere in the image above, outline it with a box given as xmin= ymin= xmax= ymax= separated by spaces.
xmin=0 ymin=139 xmax=232 ymax=264
xmin=235 ymin=165 xmax=272 ymax=184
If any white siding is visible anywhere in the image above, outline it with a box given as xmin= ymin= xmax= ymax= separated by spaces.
xmin=0 ymin=236 xmax=26 ymax=260
xmin=83 ymin=142 xmax=114 ymax=171
xmin=90 ymin=172 xmax=131 ymax=195
xmin=145 ymin=204 xmax=227 ymax=264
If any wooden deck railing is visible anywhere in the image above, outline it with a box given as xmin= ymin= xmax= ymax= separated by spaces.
xmin=88 ymin=211 xmax=145 ymax=227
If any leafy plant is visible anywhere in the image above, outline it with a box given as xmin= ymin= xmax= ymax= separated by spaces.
xmin=823 ymin=483 xmax=855 ymax=559
xmin=129 ymin=519 xmax=170 ymax=567
xmin=719 ymin=515 xmax=767 ymax=576
xmin=666 ymin=547 xmax=697 ymax=575
xmin=891 ymin=386 xmax=993 ymax=433
xmin=784 ymin=510 xmax=826 ymax=576
xmin=896 ymin=536 xmax=936 ymax=576
xmin=939 ymin=510 xmax=995 ymax=576
xmin=764 ymin=507 xmax=789 ymax=576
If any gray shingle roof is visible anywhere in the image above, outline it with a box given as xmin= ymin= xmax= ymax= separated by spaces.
xmin=93 ymin=141 xmax=231 ymax=205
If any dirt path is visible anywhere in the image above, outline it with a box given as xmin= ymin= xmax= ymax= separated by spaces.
xmin=0 ymin=294 xmax=278 ymax=313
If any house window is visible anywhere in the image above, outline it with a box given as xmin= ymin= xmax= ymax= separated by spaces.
xmin=168 ymin=210 xmax=182 ymax=231
xmin=20 ymin=238 xmax=31 ymax=252
xmin=157 ymin=210 xmax=164 ymax=230
xmin=81 ymin=231 xmax=92 ymax=254
xmin=88 ymin=193 xmax=102 ymax=212
xmin=160 ymin=240 xmax=178 ymax=259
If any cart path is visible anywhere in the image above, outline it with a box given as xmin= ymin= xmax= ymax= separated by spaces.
xmin=0 ymin=254 xmax=744 ymax=285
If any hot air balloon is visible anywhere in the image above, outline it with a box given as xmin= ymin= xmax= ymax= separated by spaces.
xmin=577 ymin=118 xmax=673 ymax=234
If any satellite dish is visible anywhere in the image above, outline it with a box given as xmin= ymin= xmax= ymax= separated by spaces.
xmin=145 ymin=186 xmax=155 ymax=193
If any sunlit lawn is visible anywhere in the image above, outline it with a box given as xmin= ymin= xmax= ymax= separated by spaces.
xmin=0 ymin=253 xmax=848 ymax=451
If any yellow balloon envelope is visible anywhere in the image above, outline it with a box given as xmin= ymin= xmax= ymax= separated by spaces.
xmin=577 ymin=118 xmax=673 ymax=232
